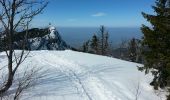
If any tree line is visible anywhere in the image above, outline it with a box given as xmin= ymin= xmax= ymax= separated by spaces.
xmin=81 ymin=26 xmax=110 ymax=56
xmin=81 ymin=1 xmax=170 ymax=99
xmin=80 ymin=26 xmax=143 ymax=63
xmin=0 ymin=0 xmax=170 ymax=100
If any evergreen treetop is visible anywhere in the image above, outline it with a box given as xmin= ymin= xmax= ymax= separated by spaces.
xmin=141 ymin=0 xmax=170 ymax=90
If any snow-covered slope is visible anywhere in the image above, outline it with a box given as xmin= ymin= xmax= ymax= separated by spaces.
xmin=0 ymin=50 xmax=167 ymax=100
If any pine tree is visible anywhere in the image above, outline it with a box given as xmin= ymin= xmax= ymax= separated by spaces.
xmin=98 ymin=25 xmax=110 ymax=55
xmin=82 ymin=26 xmax=111 ymax=56
xmin=141 ymin=0 xmax=170 ymax=90
xmin=90 ymin=34 xmax=99 ymax=54
xmin=128 ymin=38 xmax=137 ymax=62
xmin=0 ymin=36 xmax=2 ymax=52
xmin=82 ymin=40 xmax=90 ymax=52
xmin=104 ymin=32 xmax=110 ymax=55
xmin=99 ymin=26 xmax=105 ymax=55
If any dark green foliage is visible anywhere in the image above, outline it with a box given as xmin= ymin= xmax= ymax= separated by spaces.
xmin=0 ymin=35 xmax=8 ymax=52
xmin=0 ymin=37 xmax=3 ymax=52
xmin=128 ymin=38 xmax=143 ymax=63
xmin=98 ymin=26 xmax=110 ymax=55
xmin=0 ymin=28 xmax=49 ymax=51
xmin=90 ymin=34 xmax=99 ymax=54
xmin=104 ymin=32 xmax=109 ymax=55
xmin=167 ymin=96 xmax=170 ymax=100
xmin=81 ymin=25 xmax=110 ymax=56
xmin=14 ymin=28 xmax=49 ymax=42
xmin=128 ymin=38 xmax=137 ymax=62
xmin=82 ymin=40 xmax=90 ymax=52
xmin=141 ymin=0 xmax=170 ymax=91
xmin=167 ymin=89 xmax=170 ymax=100
xmin=99 ymin=26 xmax=105 ymax=55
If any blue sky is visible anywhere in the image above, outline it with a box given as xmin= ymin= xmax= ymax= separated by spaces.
xmin=32 ymin=0 xmax=155 ymax=27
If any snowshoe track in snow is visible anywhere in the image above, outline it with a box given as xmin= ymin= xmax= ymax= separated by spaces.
xmin=0 ymin=50 xmax=166 ymax=100
xmin=37 ymin=51 xmax=118 ymax=100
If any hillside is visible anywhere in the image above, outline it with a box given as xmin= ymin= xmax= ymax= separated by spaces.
xmin=0 ymin=50 xmax=167 ymax=100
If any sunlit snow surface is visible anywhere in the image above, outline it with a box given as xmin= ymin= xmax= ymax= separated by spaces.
xmin=0 ymin=50 xmax=167 ymax=100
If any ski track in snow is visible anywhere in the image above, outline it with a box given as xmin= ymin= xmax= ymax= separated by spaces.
xmin=35 ymin=51 xmax=118 ymax=100
xmin=0 ymin=50 xmax=167 ymax=100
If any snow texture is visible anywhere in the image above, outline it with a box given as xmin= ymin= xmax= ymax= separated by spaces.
xmin=0 ymin=50 xmax=167 ymax=100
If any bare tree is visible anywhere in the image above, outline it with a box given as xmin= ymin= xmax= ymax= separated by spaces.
xmin=13 ymin=66 xmax=44 ymax=100
xmin=0 ymin=66 xmax=45 ymax=100
xmin=0 ymin=0 xmax=48 ymax=95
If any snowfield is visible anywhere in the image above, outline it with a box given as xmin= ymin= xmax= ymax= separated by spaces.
xmin=0 ymin=50 xmax=167 ymax=100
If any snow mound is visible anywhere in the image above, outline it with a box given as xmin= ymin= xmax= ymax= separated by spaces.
xmin=0 ymin=50 xmax=167 ymax=100
xmin=49 ymin=26 xmax=57 ymax=39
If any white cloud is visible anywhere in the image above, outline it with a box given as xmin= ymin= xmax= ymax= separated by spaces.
xmin=92 ymin=12 xmax=106 ymax=17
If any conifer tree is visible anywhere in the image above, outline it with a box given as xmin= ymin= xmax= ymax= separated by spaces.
xmin=128 ymin=38 xmax=137 ymax=62
xmin=141 ymin=0 xmax=170 ymax=90
xmin=82 ymin=40 xmax=90 ymax=52
xmin=98 ymin=25 xmax=110 ymax=55
xmin=104 ymin=32 xmax=109 ymax=55
xmin=82 ymin=26 xmax=111 ymax=55
xmin=99 ymin=26 xmax=105 ymax=55
xmin=90 ymin=34 xmax=99 ymax=54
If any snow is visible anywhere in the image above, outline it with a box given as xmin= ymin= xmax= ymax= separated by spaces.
xmin=49 ymin=26 xmax=56 ymax=39
xmin=0 ymin=50 xmax=167 ymax=100
xmin=27 ymin=26 xmax=70 ymax=50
